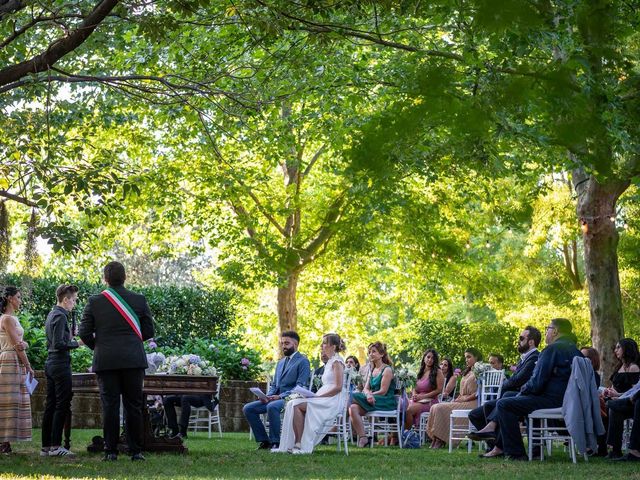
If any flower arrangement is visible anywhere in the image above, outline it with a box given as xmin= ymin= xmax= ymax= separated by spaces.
xmin=345 ymin=367 xmax=362 ymax=386
xmin=283 ymin=392 xmax=304 ymax=406
xmin=312 ymin=374 xmax=323 ymax=389
xmin=146 ymin=352 xmax=166 ymax=374
xmin=156 ymin=354 xmax=217 ymax=376
xmin=394 ymin=367 xmax=417 ymax=389
xmin=471 ymin=361 xmax=492 ymax=378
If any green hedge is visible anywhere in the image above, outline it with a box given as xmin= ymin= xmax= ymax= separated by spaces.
xmin=3 ymin=274 xmax=264 ymax=380
xmin=1 ymin=274 xmax=235 ymax=347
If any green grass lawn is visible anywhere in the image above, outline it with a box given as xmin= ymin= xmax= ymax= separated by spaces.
xmin=1 ymin=430 xmax=639 ymax=480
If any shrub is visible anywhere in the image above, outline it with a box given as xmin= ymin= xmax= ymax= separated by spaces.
xmin=18 ymin=312 xmax=47 ymax=371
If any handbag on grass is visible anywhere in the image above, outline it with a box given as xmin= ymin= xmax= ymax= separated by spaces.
xmin=401 ymin=427 xmax=421 ymax=449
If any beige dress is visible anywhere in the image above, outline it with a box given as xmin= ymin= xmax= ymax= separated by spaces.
xmin=427 ymin=371 xmax=477 ymax=444
xmin=0 ymin=315 xmax=32 ymax=442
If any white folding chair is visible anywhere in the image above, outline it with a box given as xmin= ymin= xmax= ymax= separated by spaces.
xmin=189 ymin=380 xmax=223 ymax=438
xmin=448 ymin=369 xmax=505 ymax=453
xmin=623 ymin=419 xmax=634 ymax=452
xmin=365 ymin=394 xmax=403 ymax=448
xmin=315 ymin=372 xmax=351 ymax=455
xmin=527 ymin=358 xmax=594 ymax=463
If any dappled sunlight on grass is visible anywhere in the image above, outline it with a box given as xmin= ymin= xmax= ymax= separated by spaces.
xmin=0 ymin=430 xmax=638 ymax=479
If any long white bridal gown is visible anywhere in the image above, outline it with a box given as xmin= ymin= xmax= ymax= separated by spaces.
xmin=276 ymin=354 xmax=346 ymax=453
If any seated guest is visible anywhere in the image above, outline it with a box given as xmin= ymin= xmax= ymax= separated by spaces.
xmin=426 ymin=348 xmax=482 ymax=449
xmin=165 ymin=394 xmax=216 ymax=439
xmin=580 ymin=347 xmax=601 ymax=388
xmin=489 ymin=353 xmax=504 ymax=371
xmin=275 ymin=333 xmax=346 ymax=454
xmin=603 ymin=338 xmax=640 ymax=400
xmin=468 ymin=327 xmax=541 ymax=452
xmin=243 ymin=331 xmax=310 ymax=450
xmin=606 ymin=377 xmax=640 ymax=461
xmin=439 ymin=357 xmax=457 ymax=400
xmin=404 ymin=349 xmax=444 ymax=429
xmin=349 ymin=342 xmax=396 ymax=448
xmin=473 ymin=318 xmax=582 ymax=460
xmin=345 ymin=355 xmax=360 ymax=372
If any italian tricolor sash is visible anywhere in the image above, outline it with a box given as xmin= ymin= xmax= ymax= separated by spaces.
xmin=101 ymin=288 xmax=142 ymax=340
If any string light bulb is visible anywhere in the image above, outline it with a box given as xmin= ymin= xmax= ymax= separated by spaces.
xmin=465 ymin=242 xmax=471 ymax=249
xmin=581 ymin=219 xmax=589 ymax=234
xmin=431 ymin=252 xmax=436 ymax=259
xmin=610 ymin=215 xmax=616 ymax=223
xmin=485 ymin=241 xmax=490 ymax=248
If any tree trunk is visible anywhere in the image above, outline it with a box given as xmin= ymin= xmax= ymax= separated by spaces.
xmin=574 ymin=171 xmax=630 ymax=383
xmin=277 ymin=271 xmax=299 ymax=334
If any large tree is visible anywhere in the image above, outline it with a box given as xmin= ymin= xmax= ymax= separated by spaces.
xmin=245 ymin=0 xmax=640 ymax=379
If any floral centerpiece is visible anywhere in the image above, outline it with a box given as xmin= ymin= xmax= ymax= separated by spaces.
xmin=394 ymin=367 xmax=417 ymax=389
xmin=345 ymin=367 xmax=362 ymax=386
xmin=157 ymin=354 xmax=217 ymax=376
xmin=471 ymin=361 xmax=492 ymax=379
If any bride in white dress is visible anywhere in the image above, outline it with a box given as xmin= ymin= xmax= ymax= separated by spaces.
xmin=276 ymin=333 xmax=346 ymax=454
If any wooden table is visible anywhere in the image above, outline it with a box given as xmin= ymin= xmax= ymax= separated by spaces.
xmin=70 ymin=373 xmax=218 ymax=454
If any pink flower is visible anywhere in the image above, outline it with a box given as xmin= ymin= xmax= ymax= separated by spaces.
xmin=241 ymin=358 xmax=251 ymax=366
xmin=454 ymin=368 xmax=461 ymax=375
xmin=510 ymin=365 xmax=517 ymax=372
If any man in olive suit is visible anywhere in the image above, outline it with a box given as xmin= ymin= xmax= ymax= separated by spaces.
xmin=79 ymin=261 xmax=154 ymax=461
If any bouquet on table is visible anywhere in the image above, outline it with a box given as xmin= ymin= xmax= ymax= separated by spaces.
xmin=157 ymin=354 xmax=217 ymax=376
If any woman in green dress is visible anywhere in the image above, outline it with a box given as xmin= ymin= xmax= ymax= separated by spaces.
xmin=349 ymin=341 xmax=396 ymax=447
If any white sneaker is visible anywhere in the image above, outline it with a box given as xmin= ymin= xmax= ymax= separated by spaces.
xmin=49 ymin=447 xmax=75 ymax=457
xmin=40 ymin=449 xmax=50 ymax=457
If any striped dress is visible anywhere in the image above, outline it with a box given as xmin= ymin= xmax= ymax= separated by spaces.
xmin=0 ymin=315 xmax=32 ymax=442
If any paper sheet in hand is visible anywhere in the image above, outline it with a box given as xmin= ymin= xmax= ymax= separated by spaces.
xmin=250 ymin=387 xmax=269 ymax=400
xmin=291 ymin=385 xmax=316 ymax=398
xmin=25 ymin=373 xmax=38 ymax=395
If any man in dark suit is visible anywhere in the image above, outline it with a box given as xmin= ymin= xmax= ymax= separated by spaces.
xmin=243 ymin=330 xmax=310 ymax=450
xmin=468 ymin=326 xmax=541 ymax=451
xmin=79 ymin=261 xmax=154 ymax=461
xmin=471 ymin=318 xmax=581 ymax=460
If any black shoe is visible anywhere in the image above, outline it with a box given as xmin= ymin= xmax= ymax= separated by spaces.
xmin=102 ymin=453 xmax=118 ymax=461
xmin=257 ymin=441 xmax=272 ymax=450
xmin=467 ymin=431 xmax=497 ymax=441
xmin=613 ymin=453 xmax=640 ymax=462
xmin=505 ymin=454 xmax=529 ymax=461
xmin=131 ymin=453 xmax=145 ymax=461
xmin=606 ymin=451 xmax=624 ymax=460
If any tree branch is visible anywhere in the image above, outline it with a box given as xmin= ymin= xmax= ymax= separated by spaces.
xmin=0 ymin=0 xmax=24 ymax=20
xmin=0 ymin=189 xmax=36 ymax=207
xmin=0 ymin=0 xmax=121 ymax=89
xmin=299 ymin=193 xmax=348 ymax=266
xmin=302 ymin=144 xmax=326 ymax=177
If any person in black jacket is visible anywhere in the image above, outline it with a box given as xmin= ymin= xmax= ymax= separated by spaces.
xmin=472 ymin=318 xmax=581 ymax=460
xmin=41 ymin=284 xmax=80 ymax=457
xmin=468 ymin=326 xmax=541 ymax=451
xmin=79 ymin=262 xmax=154 ymax=461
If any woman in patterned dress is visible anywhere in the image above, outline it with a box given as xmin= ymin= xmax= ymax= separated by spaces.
xmin=0 ymin=286 xmax=33 ymax=454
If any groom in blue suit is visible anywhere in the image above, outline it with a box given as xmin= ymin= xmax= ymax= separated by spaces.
xmin=244 ymin=330 xmax=311 ymax=450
